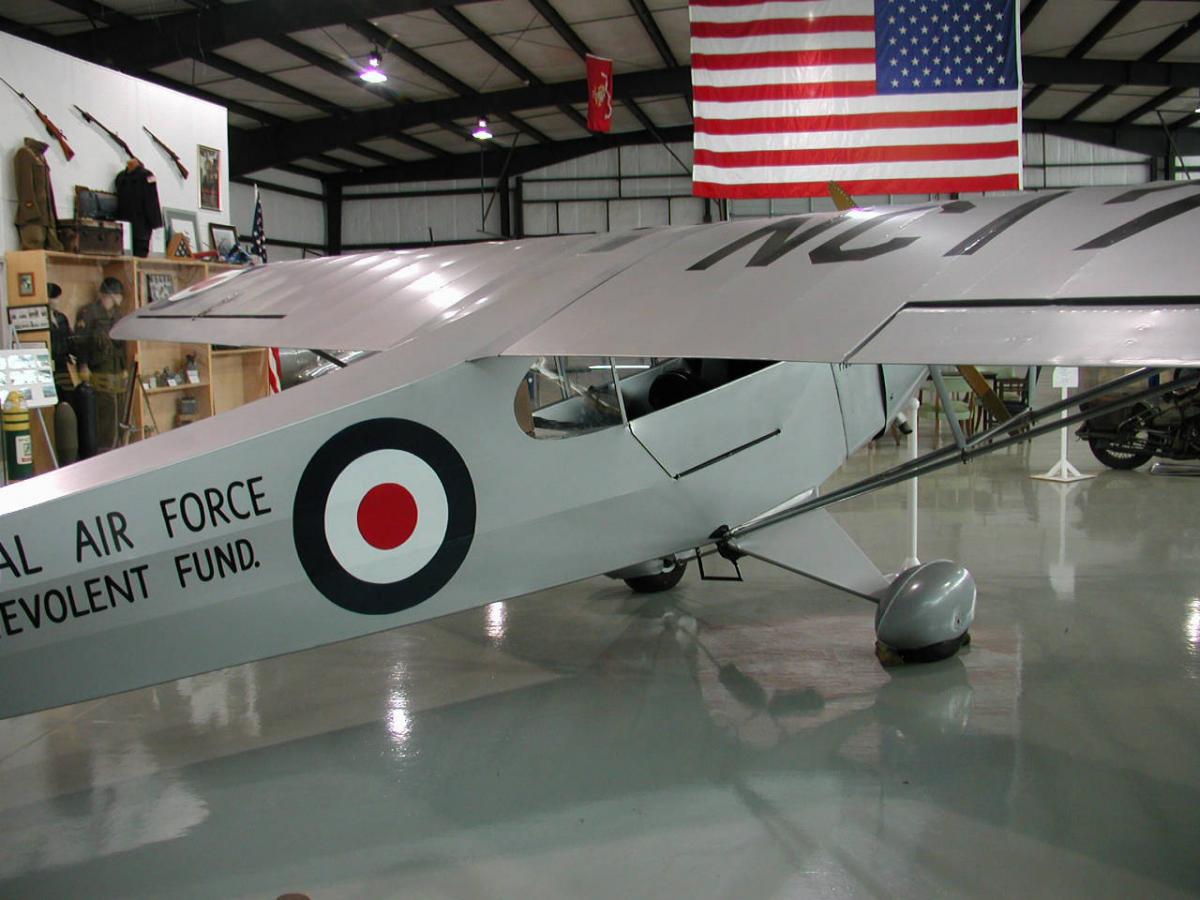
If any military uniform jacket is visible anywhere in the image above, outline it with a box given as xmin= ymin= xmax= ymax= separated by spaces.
xmin=13 ymin=139 xmax=57 ymax=228
xmin=115 ymin=164 xmax=163 ymax=237
xmin=72 ymin=300 xmax=126 ymax=373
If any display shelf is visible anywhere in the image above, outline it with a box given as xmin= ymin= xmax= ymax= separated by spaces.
xmin=4 ymin=249 xmax=266 ymax=472
xmin=142 ymin=381 xmax=209 ymax=395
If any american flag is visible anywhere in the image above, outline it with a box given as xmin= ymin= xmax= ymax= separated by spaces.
xmin=690 ymin=0 xmax=1022 ymax=198
xmin=251 ymin=186 xmax=268 ymax=263
xmin=267 ymin=347 xmax=282 ymax=394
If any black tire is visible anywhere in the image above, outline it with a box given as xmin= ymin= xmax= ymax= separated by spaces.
xmin=624 ymin=558 xmax=687 ymax=593
xmin=1087 ymin=437 xmax=1153 ymax=470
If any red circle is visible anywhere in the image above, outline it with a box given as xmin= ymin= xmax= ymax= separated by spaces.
xmin=356 ymin=483 xmax=419 ymax=550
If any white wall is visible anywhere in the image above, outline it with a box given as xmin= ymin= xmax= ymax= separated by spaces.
xmin=0 ymin=32 xmax=228 ymax=255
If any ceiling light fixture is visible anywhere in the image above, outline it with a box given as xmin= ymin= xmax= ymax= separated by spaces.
xmin=359 ymin=48 xmax=387 ymax=84
xmin=472 ymin=117 xmax=493 ymax=140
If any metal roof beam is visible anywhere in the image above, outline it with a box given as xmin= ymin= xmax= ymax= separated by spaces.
xmin=333 ymin=124 xmax=695 ymax=186
xmin=436 ymin=6 xmax=589 ymax=130
xmin=52 ymin=0 xmax=486 ymax=70
xmin=348 ymin=19 xmax=550 ymax=144
xmin=1068 ymin=0 xmax=1140 ymax=59
xmin=1025 ymin=117 xmax=1200 ymax=157
xmin=262 ymin=35 xmax=452 ymax=158
xmin=629 ymin=0 xmax=677 ymax=69
xmin=204 ymin=55 xmax=344 ymax=117
xmin=1020 ymin=0 xmax=1050 ymax=34
xmin=1115 ymin=86 xmax=1189 ymax=127
xmin=230 ymin=65 xmax=692 ymax=175
xmin=524 ymin=1 xmax=663 ymax=138
xmin=1022 ymin=55 xmax=1200 ymax=87
xmin=50 ymin=0 xmax=136 ymax=27
xmin=1061 ymin=85 xmax=1115 ymax=122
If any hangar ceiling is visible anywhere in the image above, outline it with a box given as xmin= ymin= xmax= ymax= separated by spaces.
xmin=3 ymin=0 xmax=1200 ymax=187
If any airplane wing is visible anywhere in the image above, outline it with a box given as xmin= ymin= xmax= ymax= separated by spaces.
xmin=114 ymin=184 xmax=1200 ymax=366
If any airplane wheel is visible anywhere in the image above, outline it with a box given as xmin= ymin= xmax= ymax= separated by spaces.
xmin=624 ymin=558 xmax=686 ymax=593
xmin=875 ymin=561 xmax=975 ymax=665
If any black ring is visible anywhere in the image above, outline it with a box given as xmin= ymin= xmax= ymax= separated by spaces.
xmin=293 ymin=418 xmax=475 ymax=615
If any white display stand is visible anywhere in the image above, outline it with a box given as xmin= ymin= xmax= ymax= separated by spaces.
xmin=902 ymin=395 xmax=921 ymax=571
xmin=1032 ymin=367 xmax=1096 ymax=483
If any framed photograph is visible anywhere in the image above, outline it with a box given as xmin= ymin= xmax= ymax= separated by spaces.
xmin=198 ymin=145 xmax=221 ymax=211
xmin=209 ymin=223 xmax=238 ymax=254
xmin=16 ymin=272 xmax=34 ymax=297
xmin=8 ymin=304 xmax=49 ymax=332
xmin=144 ymin=272 xmax=176 ymax=305
xmin=163 ymin=208 xmax=199 ymax=256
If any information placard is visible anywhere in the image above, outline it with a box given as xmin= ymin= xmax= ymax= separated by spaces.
xmin=0 ymin=349 xmax=57 ymax=408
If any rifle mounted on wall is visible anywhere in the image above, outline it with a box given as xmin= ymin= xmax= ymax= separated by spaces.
xmin=0 ymin=77 xmax=74 ymax=160
xmin=74 ymin=105 xmax=135 ymax=160
xmin=143 ymin=127 xmax=188 ymax=179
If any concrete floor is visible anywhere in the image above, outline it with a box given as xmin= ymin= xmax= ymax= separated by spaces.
xmin=1 ymin=420 xmax=1198 ymax=899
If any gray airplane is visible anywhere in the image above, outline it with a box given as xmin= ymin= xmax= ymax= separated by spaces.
xmin=0 ymin=183 xmax=1196 ymax=719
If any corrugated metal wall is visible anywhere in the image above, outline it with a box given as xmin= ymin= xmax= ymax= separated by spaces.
xmin=231 ymin=169 xmax=325 ymax=262
xmin=242 ymin=134 xmax=1156 ymax=254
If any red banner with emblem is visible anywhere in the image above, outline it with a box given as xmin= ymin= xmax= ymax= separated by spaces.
xmin=586 ymin=54 xmax=613 ymax=133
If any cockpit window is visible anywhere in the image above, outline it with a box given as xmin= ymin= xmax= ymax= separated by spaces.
xmin=515 ymin=356 xmax=623 ymax=438
xmin=515 ymin=356 xmax=775 ymax=438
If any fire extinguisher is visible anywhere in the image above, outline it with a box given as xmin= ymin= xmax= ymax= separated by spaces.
xmin=3 ymin=390 xmax=34 ymax=481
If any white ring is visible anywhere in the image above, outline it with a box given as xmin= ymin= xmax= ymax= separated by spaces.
xmin=323 ymin=449 xmax=449 ymax=584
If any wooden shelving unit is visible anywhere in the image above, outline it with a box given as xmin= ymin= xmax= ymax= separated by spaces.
xmin=4 ymin=249 xmax=270 ymax=472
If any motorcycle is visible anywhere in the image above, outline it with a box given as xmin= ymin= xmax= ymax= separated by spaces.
xmin=1077 ymin=380 xmax=1200 ymax=470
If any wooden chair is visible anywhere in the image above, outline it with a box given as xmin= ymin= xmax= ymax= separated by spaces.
xmin=919 ymin=373 xmax=976 ymax=444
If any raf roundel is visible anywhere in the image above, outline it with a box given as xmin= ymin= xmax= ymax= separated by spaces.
xmin=293 ymin=419 xmax=476 ymax=615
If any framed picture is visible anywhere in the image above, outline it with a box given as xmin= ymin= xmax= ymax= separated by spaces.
xmin=163 ymin=208 xmax=199 ymax=255
xmin=16 ymin=272 xmax=34 ymax=297
xmin=8 ymin=304 xmax=49 ymax=332
xmin=209 ymin=223 xmax=238 ymax=254
xmin=198 ymin=145 xmax=221 ymax=211
xmin=144 ymin=272 xmax=176 ymax=305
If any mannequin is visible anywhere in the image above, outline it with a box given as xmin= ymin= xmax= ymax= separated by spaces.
xmin=114 ymin=158 xmax=163 ymax=257
xmin=13 ymin=137 xmax=63 ymax=251
xmin=73 ymin=277 xmax=128 ymax=450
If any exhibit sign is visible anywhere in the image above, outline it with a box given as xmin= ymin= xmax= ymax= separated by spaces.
xmin=0 ymin=348 xmax=56 ymax=407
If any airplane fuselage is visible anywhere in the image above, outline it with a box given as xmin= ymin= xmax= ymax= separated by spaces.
xmin=0 ymin=350 xmax=922 ymax=718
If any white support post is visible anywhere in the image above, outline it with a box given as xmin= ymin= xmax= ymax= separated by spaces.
xmin=1033 ymin=367 xmax=1095 ymax=483
xmin=903 ymin=395 xmax=921 ymax=571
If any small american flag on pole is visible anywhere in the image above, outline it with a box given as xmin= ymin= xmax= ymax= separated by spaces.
xmin=250 ymin=187 xmax=281 ymax=394
xmin=690 ymin=0 xmax=1022 ymax=198
xmin=267 ymin=347 xmax=282 ymax=394
xmin=251 ymin=186 xmax=268 ymax=263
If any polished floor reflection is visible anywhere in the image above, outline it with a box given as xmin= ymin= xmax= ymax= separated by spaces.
xmin=1 ymin=423 xmax=1198 ymax=899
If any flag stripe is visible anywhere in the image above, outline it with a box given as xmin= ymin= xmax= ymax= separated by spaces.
xmin=693 ymin=174 xmax=1021 ymax=199
xmin=693 ymin=63 xmax=875 ymax=86
xmin=698 ymin=125 xmax=1017 ymax=152
xmin=692 ymin=32 xmax=876 ymax=53
xmin=694 ymin=81 xmax=878 ymax=102
xmin=691 ymin=48 xmax=876 ymax=69
xmin=691 ymin=0 xmax=874 ymax=20
xmin=694 ymin=107 xmax=1017 ymax=134
xmin=695 ymin=141 xmax=1019 ymax=168
xmin=691 ymin=15 xmax=874 ymax=37
xmin=696 ymin=156 xmax=1019 ymax=181
xmin=695 ymin=90 xmax=1019 ymax=120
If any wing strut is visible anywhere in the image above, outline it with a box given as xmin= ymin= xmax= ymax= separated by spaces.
xmin=723 ymin=367 xmax=1198 ymax=544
